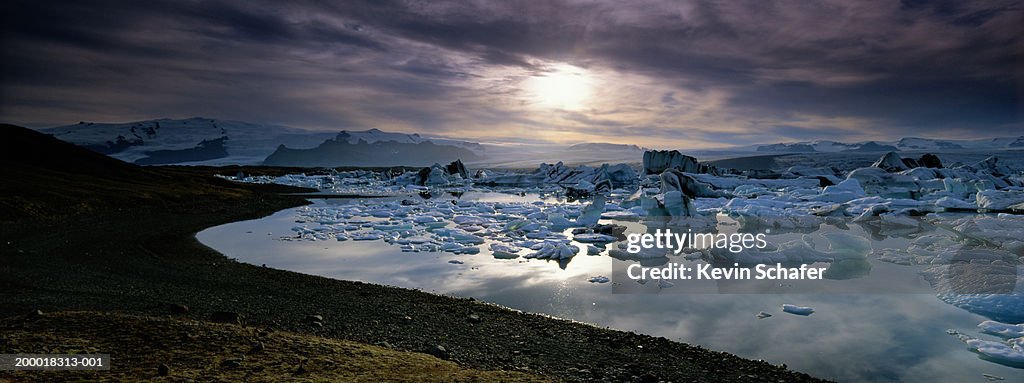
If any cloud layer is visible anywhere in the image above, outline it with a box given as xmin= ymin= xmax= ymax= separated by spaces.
xmin=1 ymin=0 xmax=1021 ymax=147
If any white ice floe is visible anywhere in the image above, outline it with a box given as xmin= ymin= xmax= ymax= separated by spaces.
xmin=812 ymin=178 xmax=866 ymax=203
xmin=352 ymin=232 xmax=384 ymax=241
xmin=950 ymin=329 xmax=1024 ymax=366
xmin=489 ymin=243 xmax=522 ymax=259
xmin=935 ymin=196 xmax=977 ymax=210
xmin=572 ymin=233 xmax=618 ymax=243
xmin=782 ymin=304 xmax=814 ymax=316
xmin=525 ymin=242 xmax=579 ymax=260
xmin=576 ymin=195 xmax=606 ymax=227
xmin=976 ymin=189 xmax=1024 ymax=211
xmin=588 ymin=276 xmax=610 ymax=283
xmin=979 ymin=321 xmax=1024 ymax=338
xmin=944 ymin=215 xmax=1024 ymax=252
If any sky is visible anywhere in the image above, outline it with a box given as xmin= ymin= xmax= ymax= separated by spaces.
xmin=1 ymin=0 xmax=1021 ymax=148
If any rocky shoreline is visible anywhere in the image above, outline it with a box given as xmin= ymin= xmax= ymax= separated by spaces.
xmin=1 ymin=199 xmax=826 ymax=382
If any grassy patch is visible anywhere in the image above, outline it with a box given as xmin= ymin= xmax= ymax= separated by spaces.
xmin=0 ymin=311 xmax=554 ymax=383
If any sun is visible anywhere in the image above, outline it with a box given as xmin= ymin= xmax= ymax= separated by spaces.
xmin=523 ymin=64 xmax=593 ymax=110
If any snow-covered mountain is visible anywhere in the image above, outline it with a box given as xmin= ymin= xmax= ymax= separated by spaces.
xmin=755 ymin=137 xmax=1024 ymax=153
xmin=41 ymin=117 xmax=335 ymax=165
xmin=896 ymin=136 xmax=1024 ymax=150
xmin=39 ymin=118 xmax=484 ymax=165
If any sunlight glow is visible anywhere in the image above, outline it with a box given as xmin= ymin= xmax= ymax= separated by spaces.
xmin=523 ymin=64 xmax=593 ymax=110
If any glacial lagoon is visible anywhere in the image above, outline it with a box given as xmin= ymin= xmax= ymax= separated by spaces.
xmin=199 ymin=191 xmax=1024 ymax=383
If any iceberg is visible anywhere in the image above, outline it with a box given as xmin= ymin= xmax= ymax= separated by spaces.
xmin=950 ymin=330 xmax=1024 ymax=367
xmin=525 ymin=242 xmax=579 ymax=260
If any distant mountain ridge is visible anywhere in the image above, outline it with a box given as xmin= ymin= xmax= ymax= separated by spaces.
xmin=335 ymin=128 xmax=483 ymax=154
xmin=38 ymin=118 xmax=482 ymax=166
xmin=755 ymin=137 xmax=1024 ymax=153
xmin=263 ymin=131 xmax=483 ymax=167
xmin=41 ymin=117 xmax=335 ymax=165
xmin=36 ymin=117 xmax=1023 ymax=166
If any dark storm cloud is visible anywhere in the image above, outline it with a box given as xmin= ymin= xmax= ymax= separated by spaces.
xmin=0 ymin=0 xmax=1020 ymax=145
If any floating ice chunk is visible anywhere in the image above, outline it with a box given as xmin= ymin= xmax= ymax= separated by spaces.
xmin=335 ymin=234 xmax=349 ymax=241
xmin=878 ymin=214 xmax=919 ymax=228
xmin=576 ymin=195 xmax=606 ymax=227
xmin=352 ymin=232 xmax=383 ymax=241
xmin=548 ymin=214 xmax=573 ymax=229
xmin=588 ymin=276 xmax=610 ymax=283
xmin=601 ymin=210 xmax=640 ymax=220
xmin=977 ymin=190 xmax=1024 ymax=211
xmin=453 ymin=215 xmax=487 ymax=225
xmin=374 ymin=223 xmax=413 ymax=231
xmin=846 ymin=167 xmax=919 ymax=199
xmin=822 ymin=232 xmax=871 ymax=259
xmin=936 ymin=196 xmax=977 ymax=210
xmin=661 ymin=190 xmax=698 ymax=217
xmin=442 ymin=243 xmax=480 ymax=254
xmin=586 ymin=244 xmax=603 ymax=255
xmin=814 ymin=179 xmax=866 ymax=203
xmin=727 ymin=235 xmax=831 ymax=264
xmin=951 ymin=331 xmax=1024 ymax=367
xmin=526 ymin=211 xmax=547 ymax=220
xmin=947 ymin=216 xmax=1024 ymax=252
xmin=573 ymin=233 xmax=618 ymax=243
xmin=979 ymin=321 xmax=1024 ymax=338
xmin=448 ymin=259 xmax=465 ymax=264
xmin=782 ymin=304 xmax=814 ymax=316
xmin=658 ymin=279 xmax=674 ymax=289
xmin=413 ymin=216 xmax=440 ymax=224
xmin=403 ymin=236 xmax=431 ymax=244
xmin=432 ymin=228 xmax=485 ymax=245
xmin=489 ymin=243 xmax=522 ymax=259
xmin=871 ymin=151 xmax=910 ymax=172
xmin=576 ymin=180 xmax=596 ymax=192
xmin=756 ymin=312 xmax=772 ymax=319
xmin=525 ymin=242 xmax=579 ymax=260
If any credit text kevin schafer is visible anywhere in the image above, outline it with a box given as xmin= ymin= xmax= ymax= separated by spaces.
xmin=624 ymin=229 xmax=826 ymax=280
